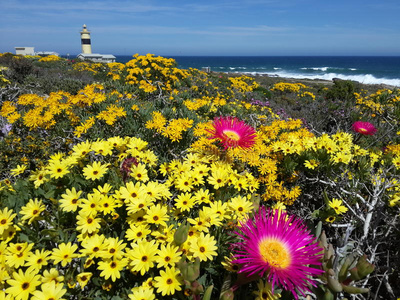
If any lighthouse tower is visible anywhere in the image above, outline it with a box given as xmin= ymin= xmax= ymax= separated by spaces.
xmin=80 ymin=24 xmax=92 ymax=54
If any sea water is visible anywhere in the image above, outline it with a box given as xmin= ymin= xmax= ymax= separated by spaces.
xmin=115 ymin=55 xmax=400 ymax=86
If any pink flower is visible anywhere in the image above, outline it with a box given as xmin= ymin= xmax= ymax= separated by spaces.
xmin=208 ymin=116 xmax=256 ymax=149
xmin=232 ymin=207 xmax=324 ymax=299
xmin=352 ymin=121 xmax=377 ymax=136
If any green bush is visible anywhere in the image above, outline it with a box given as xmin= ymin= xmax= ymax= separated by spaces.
xmin=325 ymin=79 xmax=360 ymax=101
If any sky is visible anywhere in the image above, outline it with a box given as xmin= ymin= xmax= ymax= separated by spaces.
xmin=1 ymin=0 xmax=400 ymax=56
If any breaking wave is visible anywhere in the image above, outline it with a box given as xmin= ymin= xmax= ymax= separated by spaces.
xmin=242 ymin=70 xmax=400 ymax=86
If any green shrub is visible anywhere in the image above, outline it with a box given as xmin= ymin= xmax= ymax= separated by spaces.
xmin=325 ymin=79 xmax=360 ymax=101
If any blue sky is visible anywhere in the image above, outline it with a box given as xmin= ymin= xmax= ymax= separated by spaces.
xmin=1 ymin=0 xmax=400 ymax=56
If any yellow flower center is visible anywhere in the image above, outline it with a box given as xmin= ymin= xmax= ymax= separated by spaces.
xmin=358 ymin=128 xmax=368 ymax=133
xmin=258 ymin=238 xmax=291 ymax=269
xmin=223 ymin=130 xmax=240 ymax=141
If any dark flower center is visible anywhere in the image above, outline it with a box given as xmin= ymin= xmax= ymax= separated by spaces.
xmin=22 ymin=282 xmax=30 ymax=290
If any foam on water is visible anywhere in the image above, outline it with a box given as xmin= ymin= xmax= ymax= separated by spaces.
xmin=242 ymin=70 xmax=400 ymax=86
xmin=301 ymin=67 xmax=329 ymax=71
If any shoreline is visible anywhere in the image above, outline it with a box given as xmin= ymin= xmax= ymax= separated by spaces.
xmin=223 ymin=71 xmax=398 ymax=90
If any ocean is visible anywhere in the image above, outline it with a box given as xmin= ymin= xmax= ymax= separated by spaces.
xmin=116 ymin=55 xmax=400 ymax=87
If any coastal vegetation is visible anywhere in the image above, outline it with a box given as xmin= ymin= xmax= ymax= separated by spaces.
xmin=0 ymin=52 xmax=399 ymax=299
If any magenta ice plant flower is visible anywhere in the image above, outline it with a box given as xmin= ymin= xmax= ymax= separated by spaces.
xmin=232 ymin=207 xmax=324 ymax=299
xmin=352 ymin=121 xmax=377 ymax=136
xmin=208 ymin=116 xmax=256 ymax=149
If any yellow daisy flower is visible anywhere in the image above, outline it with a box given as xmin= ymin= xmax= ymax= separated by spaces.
xmin=328 ymin=198 xmax=348 ymax=215
xmin=189 ymin=232 xmax=218 ymax=262
xmin=154 ymin=267 xmax=183 ymax=296
xmin=6 ymin=269 xmax=41 ymax=300
xmin=82 ymin=161 xmax=109 ymax=181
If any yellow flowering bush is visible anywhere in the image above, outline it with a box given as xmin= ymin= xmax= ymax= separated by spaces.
xmin=271 ymin=82 xmax=307 ymax=93
xmin=124 ymin=53 xmax=189 ymax=93
xmin=38 ymin=55 xmax=62 ymax=62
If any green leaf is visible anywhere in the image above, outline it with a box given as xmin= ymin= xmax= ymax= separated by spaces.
xmin=19 ymin=233 xmax=32 ymax=243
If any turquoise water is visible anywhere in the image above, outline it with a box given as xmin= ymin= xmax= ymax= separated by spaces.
xmin=116 ymin=56 xmax=400 ymax=86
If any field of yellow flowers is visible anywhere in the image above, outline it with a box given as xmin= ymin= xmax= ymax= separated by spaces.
xmin=0 ymin=53 xmax=399 ymax=300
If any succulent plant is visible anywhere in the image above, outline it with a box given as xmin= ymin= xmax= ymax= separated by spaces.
xmin=315 ymin=228 xmax=374 ymax=299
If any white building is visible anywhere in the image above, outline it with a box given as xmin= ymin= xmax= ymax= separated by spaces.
xmin=15 ymin=47 xmax=35 ymax=56
xmin=35 ymin=51 xmax=59 ymax=57
xmin=15 ymin=47 xmax=59 ymax=57
xmin=76 ymin=53 xmax=116 ymax=63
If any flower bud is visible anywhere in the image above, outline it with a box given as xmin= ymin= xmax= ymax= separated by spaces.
xmin=185 ymin=258 xmax=200 ymax=282
xmin=174 ymin=221 xmax=189 ymax=246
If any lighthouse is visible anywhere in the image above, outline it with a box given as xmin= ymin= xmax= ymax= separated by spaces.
xmin=80 ymin=24 xmax=92 ymax=54
xmin=77 ymin=25 xmax=116 ymax=63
